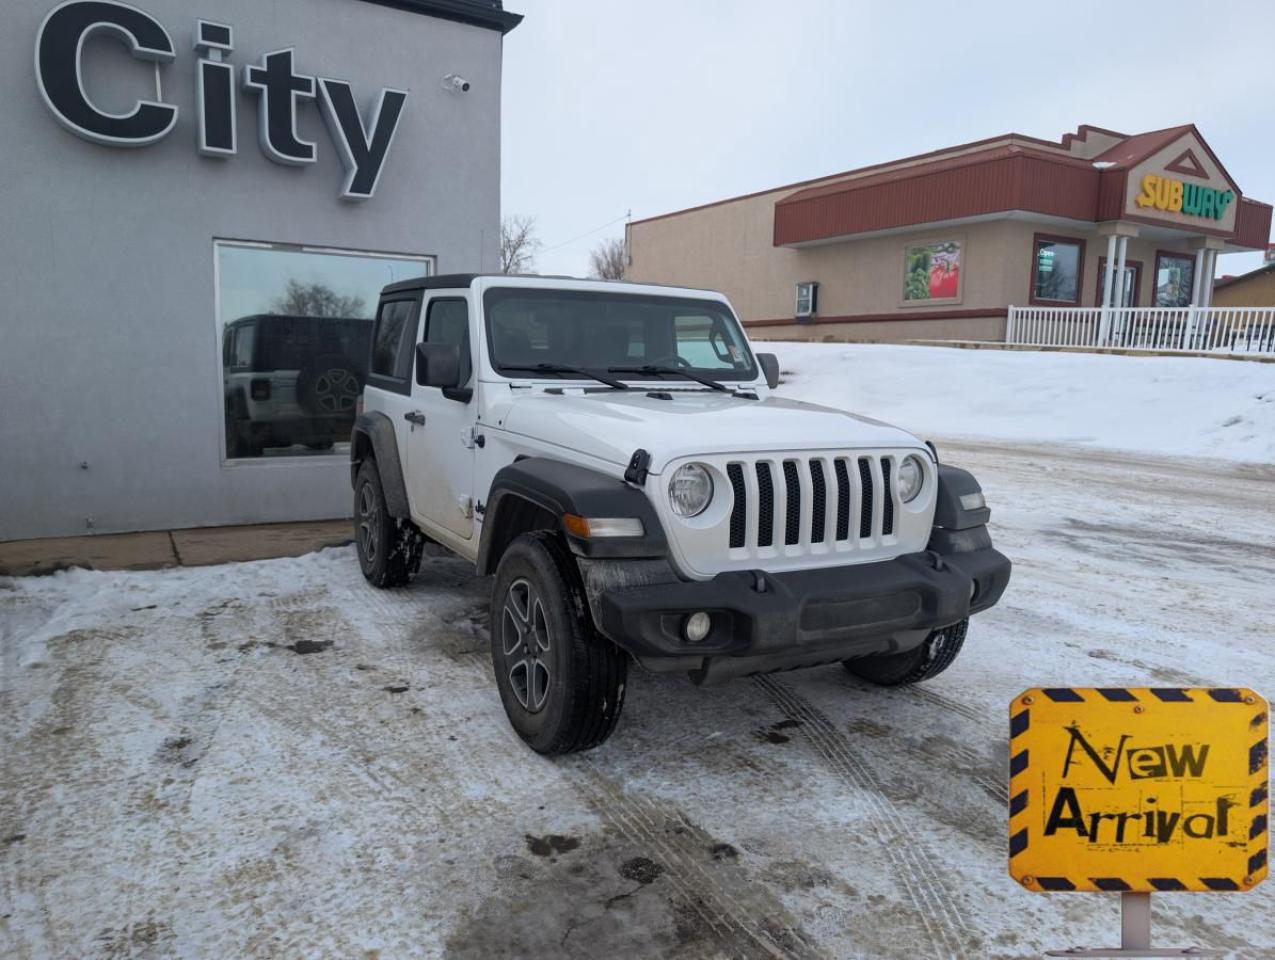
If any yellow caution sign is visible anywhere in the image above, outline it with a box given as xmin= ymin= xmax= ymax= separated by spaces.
xmin=1009 ymin=688 xmax=1268 ymax=894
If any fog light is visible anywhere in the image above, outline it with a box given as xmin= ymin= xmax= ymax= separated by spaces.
xmin=684 ymin=611 xmax=712 ymax=643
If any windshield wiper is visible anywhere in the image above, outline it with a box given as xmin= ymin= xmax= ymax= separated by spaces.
xmin=501 ymin=363 xmax=630 ymax=390
xmin=607 ymin=364 xmax=729 ymax=392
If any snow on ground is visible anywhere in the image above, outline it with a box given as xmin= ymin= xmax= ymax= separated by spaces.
xmin=769 ymin=343 xmax=1275 ymax=464
xmin=2 ymin=441 xmax=1273 ymax=959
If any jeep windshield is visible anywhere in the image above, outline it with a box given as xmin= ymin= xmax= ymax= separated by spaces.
xmin=483 ymin=288 xmax=758 ymax=384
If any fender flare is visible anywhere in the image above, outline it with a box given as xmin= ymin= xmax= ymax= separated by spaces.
xmin=477 ymin=458 xmax=668 ymax=575
xmin=931 ymin=464 xmax=991 ymax=531
xmin=350 ymin=412 xmax=410 ymax=519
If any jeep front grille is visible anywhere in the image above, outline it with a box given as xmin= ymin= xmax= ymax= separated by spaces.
xmin=726 ymin=454 xmax=897 ymax=554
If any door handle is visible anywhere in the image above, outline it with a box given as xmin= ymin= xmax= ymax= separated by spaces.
xmin=404 ymin=411 xmax=426 ymax=427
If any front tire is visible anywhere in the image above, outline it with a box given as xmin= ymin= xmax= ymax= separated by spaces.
xmin=354 ymin=458 xmax=423 ymax=588
xmin=490 ymin=532 xmax=627 ymax=755
xmin=843 ymin=619 xmax=968 ymax=686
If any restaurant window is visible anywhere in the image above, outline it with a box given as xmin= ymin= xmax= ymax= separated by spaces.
xmin=795 ymin=281 xmax=818 ymax=318
xmin=216 ymin=240 xmax=432 ymax=461
xmin=1031 ymin=235 xmax=1084 ymax=304
xmin=1154 ymin=252 xmax=1195 ymax=307
xmin=1094 ymin=258 xmax=1141 ymax=308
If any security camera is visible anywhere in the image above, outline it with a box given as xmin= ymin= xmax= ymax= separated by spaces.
xmin=442 ymin=74 xmax=471 ymax=94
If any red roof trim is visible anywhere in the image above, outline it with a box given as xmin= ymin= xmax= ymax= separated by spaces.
xmin=629 ymin=125 xmax=1122 ymax=228
xmin=773 ymin=149 xmax=1105 ymax=246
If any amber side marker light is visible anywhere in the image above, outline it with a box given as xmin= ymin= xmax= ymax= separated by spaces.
xmin=562 ymin=514 xmax=645 ymax=538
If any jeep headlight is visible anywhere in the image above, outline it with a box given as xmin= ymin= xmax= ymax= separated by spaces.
xmin=898 ymin=455 xmax=925 ymax=503
xmin=669 ymin=463 xmax=713 ymax=517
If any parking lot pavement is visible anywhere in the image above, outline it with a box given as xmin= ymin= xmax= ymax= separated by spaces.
xmin=2 ymin=442 xmax=1273 ymax=959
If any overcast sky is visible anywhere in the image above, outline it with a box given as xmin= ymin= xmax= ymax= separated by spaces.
xmin=501 ymin=0 xmax=1274 ymax=280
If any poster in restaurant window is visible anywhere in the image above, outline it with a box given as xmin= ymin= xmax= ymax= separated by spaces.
xmin=903 ymin=239 xmax=963 ymax=303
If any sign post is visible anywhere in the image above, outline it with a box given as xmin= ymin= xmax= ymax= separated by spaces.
xmin=1008 ymin=687 xmax=1269 ymax=958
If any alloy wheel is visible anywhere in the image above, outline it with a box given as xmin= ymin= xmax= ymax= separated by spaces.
xmin=358 ymin=482 xmax=380 ymax=565
xmin=502 ymin=578 xmax=552 ymax=713
xmin=315 ymin=368 xmax=359 ymax=413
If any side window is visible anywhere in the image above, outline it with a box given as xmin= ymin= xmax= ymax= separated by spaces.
xmin=370 ymin=300 xmax=417 ymax=380
xmin=233 ymin=324 xmax=255 ymax=368
xmin=424 ymin=299 xmax=472 ymax=386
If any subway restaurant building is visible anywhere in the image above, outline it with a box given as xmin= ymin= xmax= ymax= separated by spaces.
xmin=625 ymin=125 xmax=1272 ymax=342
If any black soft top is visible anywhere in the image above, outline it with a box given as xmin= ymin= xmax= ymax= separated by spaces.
xmin=380 ymin=273 xmax=488 ymax=296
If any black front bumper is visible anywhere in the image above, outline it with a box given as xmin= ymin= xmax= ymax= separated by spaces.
xmin=594 ymin=545 xmax=1010 ymax=673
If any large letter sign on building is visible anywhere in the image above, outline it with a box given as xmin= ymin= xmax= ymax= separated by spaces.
xmin=1009 ymin=687 xmax=1269 ymax=893
xmin=35 ymin=0 xmax=179 ymax=146
xmin=34 ymin=0 xmax=409 ymax=199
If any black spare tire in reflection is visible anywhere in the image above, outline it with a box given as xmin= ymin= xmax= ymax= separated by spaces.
xmin=295 ymin=354 xmax=362 ymax=418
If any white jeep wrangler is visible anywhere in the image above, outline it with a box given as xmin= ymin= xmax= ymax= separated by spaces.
xmin=351 ymin=274 xmax=1010 ymax=754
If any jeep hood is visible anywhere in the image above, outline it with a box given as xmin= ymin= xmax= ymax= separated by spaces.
xmin=498 ymin=389 xmax=925 ymax=472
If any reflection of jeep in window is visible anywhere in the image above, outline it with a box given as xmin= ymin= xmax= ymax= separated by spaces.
xmin=222 ymin=314 xmax=372 ymax=458
xmin=350 ymin=276 xmax=1011 ymax=755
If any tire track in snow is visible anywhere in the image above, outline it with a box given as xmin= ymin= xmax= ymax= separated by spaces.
xmin=753 ymin=675 xmax=976 ymax=960
xmin=565 ymin=763 xmax=825 ymax=960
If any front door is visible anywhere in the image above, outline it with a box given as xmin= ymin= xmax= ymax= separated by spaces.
xmin=406 ymin=293 xmax=476 ymax=540
xmin=1096 ymin=258 xmax=1141 ymax=307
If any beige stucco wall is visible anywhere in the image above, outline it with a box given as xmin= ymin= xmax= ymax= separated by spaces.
xmin=628 ymin=201 xmax=1035 ymax=322
xmin=1213 ymin=269 xmax=1275 ymax=308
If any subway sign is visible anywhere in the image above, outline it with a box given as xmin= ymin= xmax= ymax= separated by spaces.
xmin=1136 ymin=173 xmax=1234 ymax=222
xmin=34 ymin=0 xmax=408 ymax=200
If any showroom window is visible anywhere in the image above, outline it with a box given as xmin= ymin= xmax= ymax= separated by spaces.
xmin=1154 ymin=252 xmax=1195 ymax=307
xmin=1030 ymin=235 xmax=1085 ymax=305
xmin=795 ymin=281 xmax=818 ymax=318
xmin=216 ymin=240 xmax=431 ymax=460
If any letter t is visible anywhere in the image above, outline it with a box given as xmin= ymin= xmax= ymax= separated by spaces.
xmin=244 ymin=49 xmax=317 ymax=165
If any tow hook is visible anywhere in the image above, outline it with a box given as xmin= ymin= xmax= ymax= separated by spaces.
xmin=925 ymin=550 xmax=948 ymax=572
xmin=751 ymin=571 xmax=768 ymax=593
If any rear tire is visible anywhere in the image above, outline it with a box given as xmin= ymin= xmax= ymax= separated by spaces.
xmin=843 ymin=619 xmax=968 ymax=686
xmin=354 ymin=458 xmax=423 ymax=588
xmin=490 ymin=532 xmax=627 ymax=755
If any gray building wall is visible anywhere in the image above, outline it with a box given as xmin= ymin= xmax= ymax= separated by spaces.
xmin=1 ymin=0 xmax=504 ymax=540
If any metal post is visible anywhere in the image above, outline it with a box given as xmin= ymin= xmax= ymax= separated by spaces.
xmin=1121 ymin=893 xmax=1151 ymax=951
xmin=1045 ymin=892 xmax=1222 ymax=956
xmin=1099 ymin=234 xmax=1117 ymax=344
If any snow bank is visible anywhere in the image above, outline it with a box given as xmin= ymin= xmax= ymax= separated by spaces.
xmin=768 ymin=343 xmax=1275 ymax=463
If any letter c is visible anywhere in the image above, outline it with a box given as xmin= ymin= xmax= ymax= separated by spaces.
xmin=35 ymin=0 xmax=178 ymax=147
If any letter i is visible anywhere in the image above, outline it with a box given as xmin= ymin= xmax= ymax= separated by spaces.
xmin=196 ymin=21 xmax=236 ymax=156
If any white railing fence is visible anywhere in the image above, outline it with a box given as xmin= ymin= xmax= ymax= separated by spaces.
xmin=1006 ymin=306 xmax=1275 ymax=356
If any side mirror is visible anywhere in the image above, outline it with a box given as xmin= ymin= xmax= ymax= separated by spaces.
xmin=757 ymin=352 xmax=780 ymax=390
xmin=416 ymin=342 xmax=461 ymax=389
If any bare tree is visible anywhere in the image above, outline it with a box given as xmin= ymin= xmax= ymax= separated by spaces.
xmin=500 ymin=214 xmax=540 ymax=274
xmin=272 ymin=279 xmax=365 ymax=318
xmin=588 ymin=237 xmax=626 ymax=280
